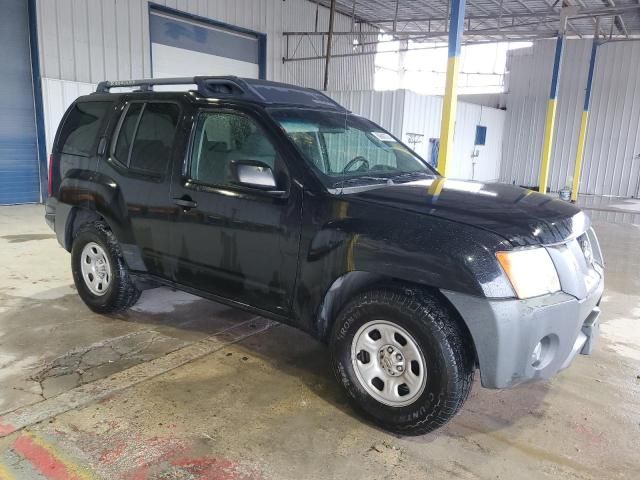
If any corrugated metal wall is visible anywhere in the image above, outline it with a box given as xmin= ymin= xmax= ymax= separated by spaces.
xmin=35 ymin=0 xmax=376 ymax=91
xmin=329 ymin=89 xmax=506 ymax=182
xmin=501 ymin=39 xmax=640 ymax=197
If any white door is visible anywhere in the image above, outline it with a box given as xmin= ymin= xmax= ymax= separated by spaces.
xmin=149 ymin=9 xmax=263 ymax=79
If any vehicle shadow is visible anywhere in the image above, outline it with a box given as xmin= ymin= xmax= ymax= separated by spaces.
xmin=1 ymin=285 xmax=550 ymax=440
xmin=119 ymin=287 xmax=551 ymax=439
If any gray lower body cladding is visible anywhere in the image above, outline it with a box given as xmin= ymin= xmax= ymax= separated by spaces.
xmin=442 ymin=278 xmax=604 ymax=389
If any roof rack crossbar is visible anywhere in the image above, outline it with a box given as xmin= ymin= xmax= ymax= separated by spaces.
xmin=96 ymin=77 xmax=197 ymax=93
xmin=95 ymin=76 xmax=249 ymax=97
xmin=93 ymin=76 xmax=348 ymax=112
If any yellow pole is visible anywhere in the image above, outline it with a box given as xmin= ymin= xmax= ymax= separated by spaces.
xmin=437 ymin=0 xmax=466 ymax=176
xmin=539 ymin=33 xmax=565 ymax=194
xmin=571 ymin=37 xmax=599 ymax=202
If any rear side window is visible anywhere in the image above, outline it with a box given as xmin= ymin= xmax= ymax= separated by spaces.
xmin=114 ymin=103 xmax=143 ymax=164
xmin=58 ymin=101 xmax=111 ymax=156
xmin=130 ymin=103 xmax=180 ymax=174
xmin=112 ymin=102 xmax=180 ymax=175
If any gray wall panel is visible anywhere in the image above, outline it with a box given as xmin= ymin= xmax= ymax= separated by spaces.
xmin=36 ymin=0 xmax=376 ymax=91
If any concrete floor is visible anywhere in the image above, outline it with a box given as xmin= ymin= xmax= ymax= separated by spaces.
xmin=0 ymin=201 xmax=638 ymax=479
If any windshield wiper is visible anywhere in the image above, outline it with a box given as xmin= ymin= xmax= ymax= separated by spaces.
xmin=390 ymin=171 xmax=435 ymax=183
xmin=332 ymin=176 xmax=390 ymax=188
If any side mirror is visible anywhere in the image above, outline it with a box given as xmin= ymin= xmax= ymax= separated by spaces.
xmin=230 ymin=160 xmax=282 ymax=193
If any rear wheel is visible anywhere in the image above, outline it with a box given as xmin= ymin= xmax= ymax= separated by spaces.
xmin=330 ymin=287 xmax=474 ymax=435
xmin=71 ymin=222 xmax=140 ymax=313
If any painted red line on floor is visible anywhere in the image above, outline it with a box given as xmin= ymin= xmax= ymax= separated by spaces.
xmin=12 ymin=435 xmax=84 ymax=480
xmin=0 ymin=422 xmax=16 ymax=436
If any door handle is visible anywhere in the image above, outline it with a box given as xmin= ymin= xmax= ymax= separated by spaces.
xmin=174 ymin=196 xmax=198 ymax=210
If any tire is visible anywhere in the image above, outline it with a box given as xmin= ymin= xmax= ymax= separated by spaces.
xmin=71 ymin=221 xmax=141 ymax=314
xmin=330 ymin=287 xmax=475 ymax=435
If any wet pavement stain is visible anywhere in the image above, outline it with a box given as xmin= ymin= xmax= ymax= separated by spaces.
xmin=1 ymin=234 xmax=56 ymax=243
xmin=28 ymin=332 xmax=190 ymax=399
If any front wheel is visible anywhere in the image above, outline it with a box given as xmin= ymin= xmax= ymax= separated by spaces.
xmin=330 ymin=288 xmax=475 ymax=435
xmin=71 ymin=222 xmax=141 ymax=314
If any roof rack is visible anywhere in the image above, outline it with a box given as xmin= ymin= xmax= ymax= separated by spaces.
xmin=95 ymin=76 xmax=250 ymax=96
xmin=94 ymin=76 xmax=348 ymax=112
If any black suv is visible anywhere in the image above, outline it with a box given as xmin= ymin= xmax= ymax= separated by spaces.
xmin=46 ymin=76 xmax=604 ymax=435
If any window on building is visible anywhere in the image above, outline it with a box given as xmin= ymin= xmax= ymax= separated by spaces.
xmin=474 ymin=125 xmax=487 ymax=146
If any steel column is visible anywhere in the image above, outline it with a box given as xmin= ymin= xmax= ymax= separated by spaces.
xmin=539 ymin=12 xmax=569 ymax=193
xmin=571 ymin=33 xmax=600 ymax=202
xmin=323 ymin=0 xmax=337 ymax=91
xmin=437 ymin=0 xmax=466 ymax=176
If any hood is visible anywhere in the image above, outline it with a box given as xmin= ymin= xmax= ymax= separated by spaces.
xmin=348 ymin=178 xmax=589 ymax=247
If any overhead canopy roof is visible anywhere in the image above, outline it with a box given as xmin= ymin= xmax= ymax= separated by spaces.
xmin=305 ymin=0 xmax=640 ymax=42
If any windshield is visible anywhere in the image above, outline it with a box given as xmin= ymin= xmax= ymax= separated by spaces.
xmin=269 ymin=108 xmax=437 ymax=191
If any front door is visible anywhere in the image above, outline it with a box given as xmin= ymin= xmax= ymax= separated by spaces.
xmin=170 ymin=108 xmax=301 ymax=316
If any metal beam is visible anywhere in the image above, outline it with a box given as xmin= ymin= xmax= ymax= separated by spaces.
xmin=393 ymin=0 xmax=400 ymax=32
xmin=284 ymin=5 xmax=640 ymax=36
xmin=353 ymin=10 xmax=561 ymax=24
xmin=323 ymin=0 xmax=336 ymax=91
xmin=438 ymin=0 xmax=467 ymax=177
xmin=605 ymin=0 xmax=629 ymax=37
xmin=283 ymin=35 xmax=561 ymax=63
xmin=288 ymin=4 xmax=640 ymax=35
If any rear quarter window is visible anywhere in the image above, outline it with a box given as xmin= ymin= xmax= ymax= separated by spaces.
xmin=57 ymin=101 xmax=112 ymax=157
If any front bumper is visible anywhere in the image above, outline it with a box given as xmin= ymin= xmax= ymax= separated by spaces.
xmin=442 ymin=277 xmax=603 ymax=389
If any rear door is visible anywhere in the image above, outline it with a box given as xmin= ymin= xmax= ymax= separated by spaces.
xmin=103 ymin=99 xmax=183 ymax=278
xmin=169 ymin=106 xmax=302 ymax=315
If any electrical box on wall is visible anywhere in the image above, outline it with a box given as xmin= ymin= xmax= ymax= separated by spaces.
xmin=474 ymin=125 xmax=487 ymax=146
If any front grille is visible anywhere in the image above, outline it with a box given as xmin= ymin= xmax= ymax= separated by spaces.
xmin=545 ymin=228 xmax=603 ymax=300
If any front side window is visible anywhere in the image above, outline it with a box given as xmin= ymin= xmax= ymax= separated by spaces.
xmin=269 ymin=108 xmax=436 ymax=191
xmin=113 ymin=102 xmax=180 ymax=175
xmin=58 ymin=101 xmax=112 ymax=156
xmin=189 ymin=111 xmax=278 ymax=187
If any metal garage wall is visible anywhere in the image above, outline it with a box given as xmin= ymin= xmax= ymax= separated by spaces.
xmin=0 ymin=0 xmax=40 ymax=204
xmin=401 ymin=92 xmax=444 ymax=161
xmin=35 ymin=0 xmax=376 ymax=91
xmin=329 ymin=89 xmax=506 ymax=182
xmin=501 ymin=39 xmax=640 ymax=197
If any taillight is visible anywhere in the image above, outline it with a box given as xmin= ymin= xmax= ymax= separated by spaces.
xmin=47 ymin=153 xmax=54 ymax=197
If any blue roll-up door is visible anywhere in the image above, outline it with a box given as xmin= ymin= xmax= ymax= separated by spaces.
xmin=0 ymin=0 xmax=40 ymax=204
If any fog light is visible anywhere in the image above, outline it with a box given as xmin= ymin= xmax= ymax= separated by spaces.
xmin=531 ymin=335 xmax=558 ymax=370
xmin=531 ymin=342 xmax=543 ymax=367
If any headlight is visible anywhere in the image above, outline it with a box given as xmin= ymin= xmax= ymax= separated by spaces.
xmin=496 ymin=248 xmax=561 ymax=299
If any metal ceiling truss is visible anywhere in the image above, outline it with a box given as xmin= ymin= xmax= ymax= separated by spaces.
xmin=283 ymin=0 xmax=640 ymax=63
